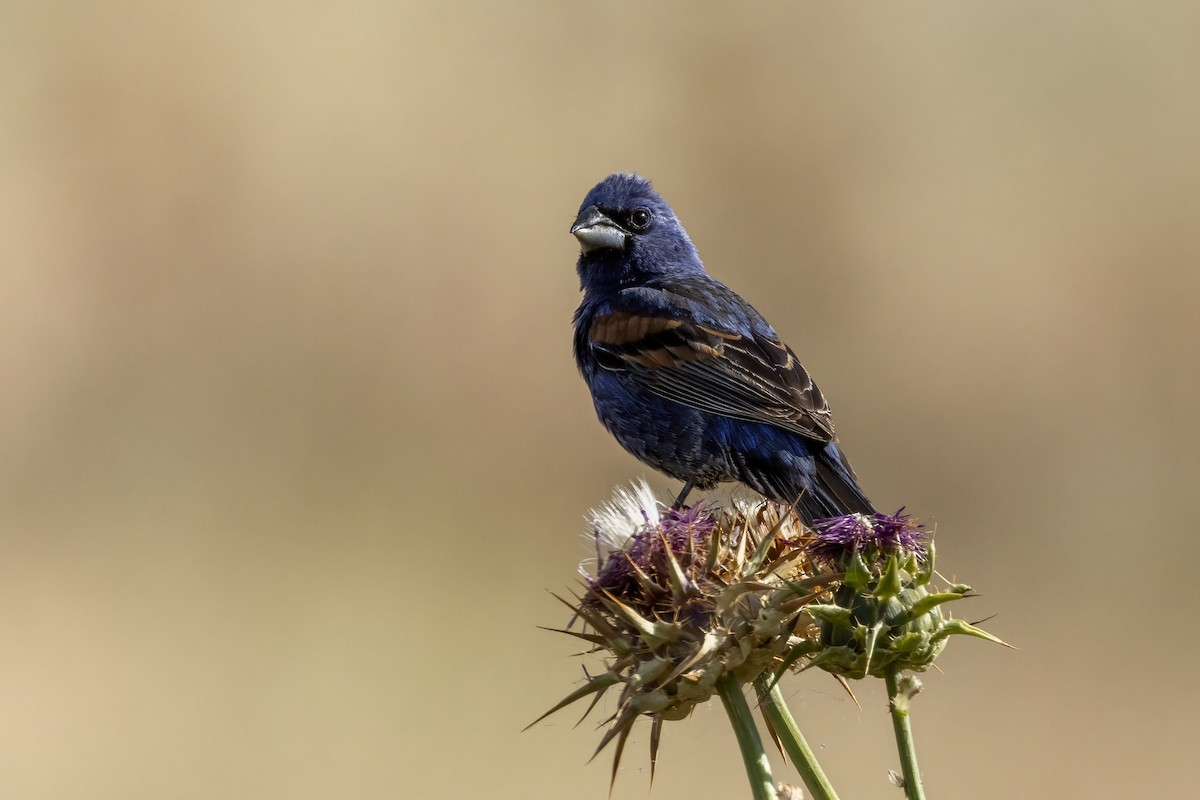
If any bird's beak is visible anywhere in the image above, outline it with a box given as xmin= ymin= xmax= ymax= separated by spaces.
xmin=571 ymin=205 xmax=628 ymax=253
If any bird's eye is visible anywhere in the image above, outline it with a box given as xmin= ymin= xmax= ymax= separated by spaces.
xmin=628 ymin=208 xmax=652 ymax=231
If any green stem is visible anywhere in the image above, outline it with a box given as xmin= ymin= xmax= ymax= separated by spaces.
xmin=754 ymin=675 xmax=841 ymax=800
xmin=885 ymin=668 xmax=926 ymax=800
xmin=717 ymin=674 xmax=776 ymax=800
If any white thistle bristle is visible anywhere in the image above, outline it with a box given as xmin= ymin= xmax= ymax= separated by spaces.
xmin=584 ymin=479 xmax=664 ymax=569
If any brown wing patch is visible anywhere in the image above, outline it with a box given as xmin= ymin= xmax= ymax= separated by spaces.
xmin=590 ymin=312 xmax=682 ymax=345
xmin=590 ymin=312 xmax=725 ymax=370
xmin=695 ymin=325 xmax=743 ymax=342
xmin=622 ymin=338 xmax=722 ymax=369
xmin=665 ymin=341 xmax=722 ymax=361
xmin=589 ymin=309 xmax=837 ymax=442
xmin=763 ymin=338 xmax=796 ymax=371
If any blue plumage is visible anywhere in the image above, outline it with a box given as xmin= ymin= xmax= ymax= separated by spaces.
xmin=570 ymin=173 xmax=874 ymax=524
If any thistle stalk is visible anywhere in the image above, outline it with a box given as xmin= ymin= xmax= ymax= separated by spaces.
xmin=754 ymin=675 xmax=840 ymax=800
xmin=885 ymin=668 xmax=926 ymax=800
xmin=717 ymin=674 xmax=775 ymax=800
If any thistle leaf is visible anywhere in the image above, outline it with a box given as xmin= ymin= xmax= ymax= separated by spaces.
xmin=932 ymin=619 xmax=1015 ymax=648
xmin=845 ymin=551 xmax=872 ymax=591
xmin=875 ymin=554 xmax=903 ymax=599
xmin=525 ymin=671 xmax=621 ymax=730
xmin=805 ymin=604 xmax=853 ymax=627
xmin=648 ymin=716 xmax=662 ymax=787
xmin=906 ymin=591 xmax=971 ymax=620
xmin=657 ymin=532 xmax=690 ymax=602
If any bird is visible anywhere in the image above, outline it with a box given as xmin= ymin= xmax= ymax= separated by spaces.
xmin=570 ymin=172 xmax=875 ymax=526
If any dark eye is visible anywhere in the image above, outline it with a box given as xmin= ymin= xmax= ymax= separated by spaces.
xmin=628 ymin=207 xmax=652 ymax=231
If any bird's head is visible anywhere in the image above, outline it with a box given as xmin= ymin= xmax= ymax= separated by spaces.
xmin=571 ymin=173 xmax=704 ymax=290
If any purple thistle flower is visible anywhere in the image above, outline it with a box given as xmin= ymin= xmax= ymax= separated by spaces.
xmin=870 ymin=509 xmax=927 ymax=552
xmin=808 ymin=509 xmax=926 ymax=565
xmin=593 ymin=503 xmax=718 ymax=596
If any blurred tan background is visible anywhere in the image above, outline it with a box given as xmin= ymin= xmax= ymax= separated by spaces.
xmin=2 ymin=2 xmax=1198 ymax=798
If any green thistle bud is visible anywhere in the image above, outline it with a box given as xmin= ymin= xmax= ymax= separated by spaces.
xmin=798 ymin=512 xmax=1008 ymax=680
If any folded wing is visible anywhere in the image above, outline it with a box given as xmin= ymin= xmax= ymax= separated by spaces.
xmin=588 ymin=310 xmax=836 ymax=443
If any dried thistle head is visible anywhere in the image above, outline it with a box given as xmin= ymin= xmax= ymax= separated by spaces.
xmin=534 ymin=483 xmax=829 ymax=785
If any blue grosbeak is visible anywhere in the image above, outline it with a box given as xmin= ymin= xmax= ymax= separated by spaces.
xmin=571 ymin=173 xmax=874 ymax=525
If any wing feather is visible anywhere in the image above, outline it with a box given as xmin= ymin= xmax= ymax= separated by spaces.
xmin=588 ymin=311 xmax=835 ymax=442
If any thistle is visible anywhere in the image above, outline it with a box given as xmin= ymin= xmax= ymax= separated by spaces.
xmin=533 ymin=482 xmax=831 ymax=793
xmin=792 ymin=511 xmax=1010 ymax=800
xmin=783 ymin=511 xmax=1007 ymax=682
xmin=536 ymin=484 xmax=1008 ymax=800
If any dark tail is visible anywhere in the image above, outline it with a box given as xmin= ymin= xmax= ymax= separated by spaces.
xmin=735 ymin=440 xmax=875 ymax=527
xmin=798 ymin=443 xmax=875 ymax=526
